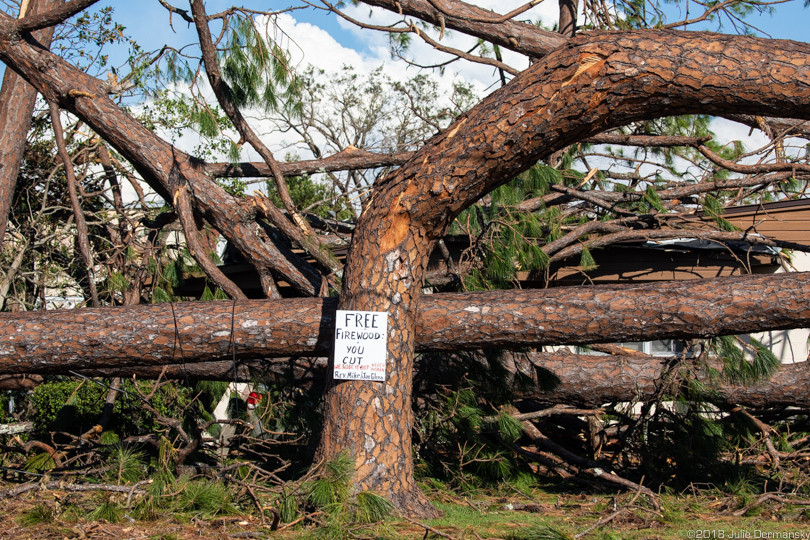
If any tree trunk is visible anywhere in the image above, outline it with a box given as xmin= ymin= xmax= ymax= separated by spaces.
xmin=0 ymin=271 xmax=807 ymax=374
xmin=558 ymin=0 xmax=578 ymax=37
xmin=0 ymin=0 xmax=59 ymax=245
xmin=490 ymin=351 xmax=810 ymax=409
xmin=66 ymin=353 xmax=810 ymax=410
xmin=317 ymin=202 xmax=437 ymax=516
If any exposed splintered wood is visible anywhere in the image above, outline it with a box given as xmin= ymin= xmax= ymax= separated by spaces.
xmin=0 ymin=271 xmax=807 ymax=374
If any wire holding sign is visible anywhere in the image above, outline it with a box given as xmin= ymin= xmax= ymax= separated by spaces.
xmin=333 ymin=310 xmax=389 ymax=382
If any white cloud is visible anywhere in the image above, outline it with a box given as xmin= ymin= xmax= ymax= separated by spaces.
xmin=335 ymin=1 xmax=550 ymax=90
xmin=710 ymin=117 xmax=770 ymax=154
xmin=268 ymin=11 xmax=491 ymax=97
xmin=266 ymin=14 xmax=368 ymax=75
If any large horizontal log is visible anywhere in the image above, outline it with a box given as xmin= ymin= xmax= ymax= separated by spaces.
xmin=1 ymin=271 xmax=808 ymax=374
xmin=516 ymin=353 xmax=810 ymax=409
xmin=69 ymin=352 xmax=810 ymax=410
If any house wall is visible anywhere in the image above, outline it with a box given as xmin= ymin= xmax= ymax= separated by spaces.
xmin=723 ymin=201 xmax=810 ymax=245
xmin=749 ymin=250 xmax=810 ymax=364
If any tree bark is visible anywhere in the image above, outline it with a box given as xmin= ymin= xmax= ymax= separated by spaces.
xmin=0 ymin=0 xmax=59 ymax=245
xmin=360 ymin=0 xmax=566 ymax=57
xmin=205 ymin=149 xmax=412 ymax=179
xmin=0 ymin=271 xmax=805 ymax=373
xmin=558 ymin=0 xmax=578 ymax=38
xmin=66 ymin=353 xmax=810 ymax=411
xmin=502 ymin=352 xmax=810 ymax=409
xmin=48 ymin=100 xmax=100 ymax=307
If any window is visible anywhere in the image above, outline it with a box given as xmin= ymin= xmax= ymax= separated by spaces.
xmin=578 ymin=340 xmax=695 ymax=357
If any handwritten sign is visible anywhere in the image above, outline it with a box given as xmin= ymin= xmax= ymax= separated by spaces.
xmin=333 ymin=310 xmax=388 ymax=382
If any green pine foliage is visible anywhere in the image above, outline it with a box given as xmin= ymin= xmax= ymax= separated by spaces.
xmin=279 ymin=487 xmax=299 ymax=523
xmin=106 ymin=444 xmax=147 ymax=484
xmin=107 ymin=271 xmax=130 ymax=293
xmin=579 ymin=247 xmax=598 ymax=271
xmin=497 ymin=410 xmax=524 ymax=444
xmin=294 ymin=452 xmax=394 ymax=533
xmin=643 ymin=185 xmax=667 ymax=213
xmin=150 ymin=286 xmax=172 ymax=303
xmin=220 ymin=17 xmax=304 ymax=118
xmin=711 ymin=335 xmax=781 ymax=385
xmin=507 ymin=525 xmax=573 ymax=540
xmin=414 ymin=380 xmax=533 ymax=487
xmin=24 ymin=452 xmax=57 ymax=473
xmin=86 ymin=499 xmax=123 ymax=523
xmin=306 ymin=452 xmax=354 ymax=509
xmin=175 ymin=477 xmax=239 ymax=518
xmin=703 ymin=194 xmax=740 ymax=232
xmin=452 ymin=164 xmax=562 ymax=290
xmin=17 ymin=504 xmax=56 ymax=526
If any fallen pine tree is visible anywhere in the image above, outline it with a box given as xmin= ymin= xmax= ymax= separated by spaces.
xmin=1 ymin=271 xmax=808 ymax=376
xmin=56 ymin=348 xmax=810 ymax=410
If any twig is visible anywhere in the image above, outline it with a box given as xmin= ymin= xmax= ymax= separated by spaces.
xmin=574 ymin=478 xmax=645 ymax=538
xmin=126 ymin=479 xmax=153 ymax=507
xmin=732 ymin=492 xmax=810 ymax=517
xmin=502 ymin=480 xmax=543 ymax=506
xmin=276 ymin=513 xmax=307 ymax=531
xmin=483 ymin=406 xmax=604 ymax=423
xmin=0 ymin=480 xmax=148 ymax=501
xmin=402 ymin=515 xmax=456 ymax=539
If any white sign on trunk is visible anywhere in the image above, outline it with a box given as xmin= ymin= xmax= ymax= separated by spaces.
xmin=333 ymin=310 xmax=389 ymax=382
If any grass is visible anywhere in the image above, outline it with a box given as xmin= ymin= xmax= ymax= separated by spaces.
xmin=86 ymin=499 xmax=123 ymax=523
xmin=5 ymin=484 xmax=810 ymax=539
xmin=17 ymin=503 xmax=55 ymax=526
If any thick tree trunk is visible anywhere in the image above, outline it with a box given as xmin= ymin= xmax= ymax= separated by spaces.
xmin=0 ymin=271 xmax=807 ymax=373
xmin=0 ymin=0 xmax=58 ymax=245
xmin=501 ymin=352 xmax=810 ymax=409
xmin=66 ymin=353 xmax=810 ymax=410
xmin=318 ymin=208 xmax=437 ymax=516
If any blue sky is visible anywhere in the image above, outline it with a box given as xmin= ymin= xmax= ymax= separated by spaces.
xmin=107 ymin=0 xmax=809 ymax=75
